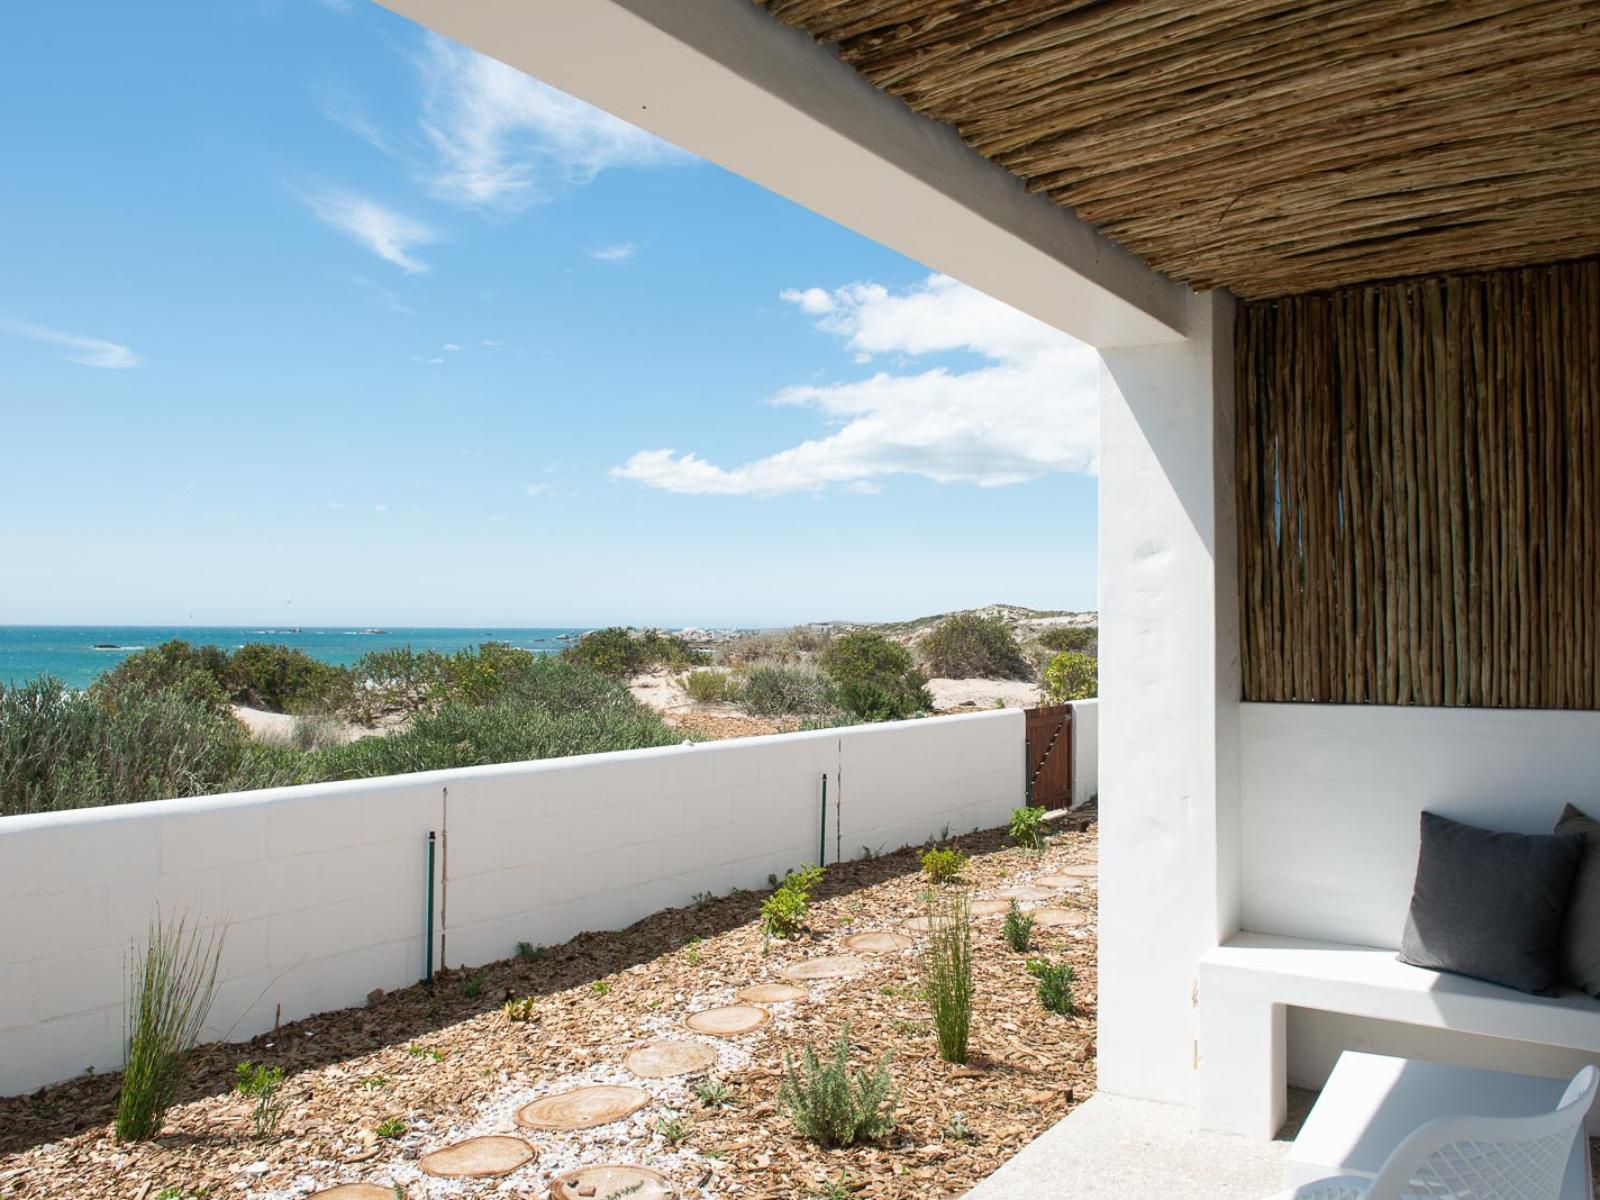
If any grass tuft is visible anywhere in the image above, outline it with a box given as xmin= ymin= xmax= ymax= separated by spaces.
xmin=921 ymin=889 xmax=973 ymax=1064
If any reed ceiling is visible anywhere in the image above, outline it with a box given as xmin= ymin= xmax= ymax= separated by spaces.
xmin=754 ymin=0 xmax=1600 ymax=300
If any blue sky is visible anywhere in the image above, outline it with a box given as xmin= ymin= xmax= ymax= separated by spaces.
xmin=0 ymin=1 xmax=1101 ymax=629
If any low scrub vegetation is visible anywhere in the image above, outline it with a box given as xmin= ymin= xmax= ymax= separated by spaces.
xmin=920 ymin=613 xmax=1032 ymax=680
xmin=715 ymin=625 xmax=832 ymax=667
xmin=739 ymin=662 xmax=833 ymax=717
xmin=1042 ymin=650 xmax=1098 ymax=702
xmin=777 ymin=1026 xmax=897 ymax=1147
xmin=819 ymin=631 xmax=932 ymax=721
xmin=562 ymin=627 xmax=708 ymax=678
xmin=920 ymin=846 xmax=967 ymax=883
xmin=1036 ymin=623 xmax=1097 ymax=656
xmin=682 ymin=669 xmax=738 ymax=704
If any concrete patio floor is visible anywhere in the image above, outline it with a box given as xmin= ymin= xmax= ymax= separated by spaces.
xmin=962 ymin=1091 xmax=1310 ymax=1200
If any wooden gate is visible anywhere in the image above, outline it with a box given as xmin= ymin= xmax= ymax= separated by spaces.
xmin=1024 ymin=704 xmax=1073 ymax=809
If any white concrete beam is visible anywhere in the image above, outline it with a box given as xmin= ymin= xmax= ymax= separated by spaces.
xmin=373 ymin=0 xmax=1188 ymax=349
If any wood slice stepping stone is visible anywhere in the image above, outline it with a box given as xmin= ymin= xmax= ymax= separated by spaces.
xmin=419 ymin=1134 xmax=536 ymax=1179
xmin=778 ymin=955 xmax=868 ymax=981
xmin=843 ymin=930 xmax=914 ymax=954
xmin=736 ymin=982 xmax=807 ymax=1004
xmin=997 ymin=885 xmax=1056 ymax=902
xmin=516 ymin=1084 xmax=651 ymax=1131
xmin=551 ymin=1164 xmax=678 ymax=1199
xmin=901 ymin=914 xmax=940 ymax=934
xmin=310 ymin=1188 xmax=398 ymax=1200
xmin=625 ymin=1038 xmax=718 ymax=1078
xmin=1033 ymin=874 xmax=1086 ymax=890
xmin=1033 ymin=907 xmax=1092 ymax=928
xmin=971 ymin=899 xmax=1012 ymax=916
xmin=1055 ymin=864 xmax=1099 ymax=879
xmin=684 ymin=1004 xmax=770 ymax=1035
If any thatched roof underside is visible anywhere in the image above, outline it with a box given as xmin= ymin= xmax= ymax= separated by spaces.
xmin=754 ymin=0 xmax=1600 ymax=300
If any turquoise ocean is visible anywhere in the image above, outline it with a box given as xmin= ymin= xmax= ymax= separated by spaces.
xmin=0 ymin=627 xmax=587 ymax=690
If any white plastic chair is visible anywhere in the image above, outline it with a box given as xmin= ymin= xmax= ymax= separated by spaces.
xmin=1271 ymin=1065 xmax=1598 ymax=1200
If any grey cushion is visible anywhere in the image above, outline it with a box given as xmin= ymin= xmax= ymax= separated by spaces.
xmin=1555 ymin=803 xmax=1600 ymax=996
xmin=1398 ymin=811 xmax=1582 ymax=995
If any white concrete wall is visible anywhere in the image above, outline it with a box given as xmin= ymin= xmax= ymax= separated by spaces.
xmin=1097 ymin=288 xmax=1241 ymax=1109
xmin=1068 ymin=699 xmax=1098 ymax=809
xmin=0 ymin=710 xmax=1021 ymax=1096
xmin=1239 ymin=701 xmax=1600 ymax=1088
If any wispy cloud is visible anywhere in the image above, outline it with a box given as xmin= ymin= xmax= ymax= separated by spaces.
xmin=0 ymin=318 xmax=139 ymax=368
xmin=302 ymin=188 xmax=436 ymax=273
xmin=612 ymin=274 xmax=1098 ymax=496
xmin=588 ymin=242 xmax=637 ymax=263
xmin=413 ymin=34 xmax=689 ymax=212
xmin=524 ymin=481 xmax=553 ymax=498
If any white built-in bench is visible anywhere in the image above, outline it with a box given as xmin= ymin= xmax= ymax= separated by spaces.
xmin=1198 ymin=932 xmax=1600 ymax=1138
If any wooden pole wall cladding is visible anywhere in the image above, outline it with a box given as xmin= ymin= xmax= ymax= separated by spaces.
xmin=1236 ymin=256 xmax=1600 ymax=709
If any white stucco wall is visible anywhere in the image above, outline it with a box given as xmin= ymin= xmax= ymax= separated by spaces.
xmin=1096 ymin=288 xmax=1241 ymax=1108
xmin=0 ymin=710 xmax=1021 ymax=1096
xmin=1239 ymin=701 xmax=1600 ymax=1088
xmin=1069 ymin=698 xmax=1098 ymax=809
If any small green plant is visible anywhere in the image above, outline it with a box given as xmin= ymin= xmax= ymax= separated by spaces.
xmin=1003 ymin=899 xmax=1035 ymax=952
xmin=814 ymin=1172 xmax=855 ymax=1200
xmin=945 ymin=1111 xmax=976 ymax=1141
xmin=502 ymin=996 xmax=538 ymax=1023
xmin=920 ymin=846 xmax=968 ymax=883
xmin=358 ymin=1074 xmax=388 ymax=1090
xmin=515 ymin=941 xmax=544 ymax=962
xmin=1027 ymin=958 xmax=1076 ymax=1015
xmin=683 ymin=669 xmax=736 ymax=703
xmin=234 ymin=1060 xmax=287 ymax=1137
xmin=777 ymin=1026 xmax=896 ymax=1148
xmin=858 ymin=844 xmax=883 ymax=861
xmin=922 ymin=890 xmax=973 ymax=1064
xmin=1008 ymin=805 xmax=1046 ymax=851
xmin=460 ymin=971 xmax=485 ymax=999
xmin=406 ymin=1044 xmax=445 ymax=1062
xmin=685 ymin=944 xmax=702 ymax=967
xmin=375 ymin=1116 xmax=407 ymax=1140
xmin=761 ymin=863 xmax=825 ymax=940
xmin=591 ymin=979 xmax=612 ymax=997
xmin=654 ymin=1110 xmax=689 ymax=1146
xmin=693 ymin=1076 xmax=733 ymax=1108
xmin=115 ymin=910 xmax=226 ymax=1142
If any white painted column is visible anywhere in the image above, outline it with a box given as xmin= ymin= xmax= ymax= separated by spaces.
xmin=1095 ymin=289 xmax=1241 ymax=1109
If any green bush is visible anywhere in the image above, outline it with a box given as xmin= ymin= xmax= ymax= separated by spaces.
xmin=716 ymin=626 xmax=832 ymax=667
xmin=92 ymin=641 xmax=231 ymax=715
xmin=1026 ymin=958 xmax=1076 ymax=1015
xmin=1008 ymin=805 xmax=1046 ymax=851
xmin=349 ymin=646 xmax=447 ymax=718
xmin=1037 ymin=624 xmax=1098 ymax=655
xmin=739 ymin=662 xmax=833 ymax=716
xmin=920 ymin=614 xmax=1032 ymax=680
xmin=777 ymin=1026 xmax=896 ymax=1147
xmin=1002 ymin=899 xmax=1035 ymax=952
xmin=116 ymin=911 xmax=225 ymax=1142
xmin=563 ymin=628 xmax=708 ymax=679
xmin=683 ymin=669 xmax=736 ymax=704
xmin=920 ymin=846 xmax=967 ymax=883
xmin=1041 ymin=650 xmax=1097 ymax=702
xmin=227 ymin=643 xmax=349 ymax=713
xmin=760 ymin=864 xmax=825 ymax=940
xmin=922 ymin=889 xmax=973 ymax=1064
xmin=820 ymin=632 xmax=931 ymax=721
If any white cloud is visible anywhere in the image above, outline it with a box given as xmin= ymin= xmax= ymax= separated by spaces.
xmin=524 ymin=481 xmax=553 ymax=498
xmin=442 ymin=343 xmax=461 ymax=351
xmin=415 ymin=35 xmax=689 ymax=211
xmin=0 ymin=318 xmax=139 ymax=368
xmin=612 ymin=274 xmax=1098 ymax=496
xmin=303 ymin=189 xmax=435 ymax=273
xmin=588 ymin=242 xmax=636 ymax=263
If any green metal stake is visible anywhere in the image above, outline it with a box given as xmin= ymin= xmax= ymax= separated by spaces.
xmin=819 ymin=774 xmax=828 ymax=865
xmin=1025 ymin=738 xmax=1033 ymax=807
xmin=425 ymin=830 xmax=436 ymax=984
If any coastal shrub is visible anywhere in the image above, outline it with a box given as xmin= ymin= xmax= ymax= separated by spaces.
xmin=564 ymin=627 xmax=707 ymax=679
xmin=1026 ymin=958 xmax=1076 ymax=1015
xmin=1037 ymin=624 xmax=1098 ymax=655
xmin=716 ymin=626 xmax=832 ymax=667
xmin=683 ymin=669 xmax=736 ymax=704
xmin=234 ymin=1061 xmax=287 ymax=1137
xmin=1003 ymin=899 xmax=1035 ymax=952
xmin=92 ymin=641 xmax=231 ymax=715
xmin=227 ymin=643 xmax=349 ymax=713
xmin=350 ymin=646 xmax=447 ymax=717
xmin=777 ymin=1026 xmax=896 ymax=1147
xmin=820 ymin=631 xmax=931 ymax=721
xmin=739 ymin=662 xmax=832 ymax=716
xmin=921 ymin=889 xmax=973 ymax=1063
xmin=920 ymin=846 xmax=967 ymax=883
xmin=427 ymin=642 xmax=538 ymax=707
xmin=289 ymin=712 xmax=345 ymax=752
xmin=760 ymin=864 xmax=824 ymax=940
xmin=1041 ymin=650 xmax=1098 ymax=702
xmin=1008 ymin=805 xmax=1046 ymax=851
xmin=920 ymin=614 xmax=1032 ymax=681
xmin=116 ymin=911 xmax=225 ymax=1142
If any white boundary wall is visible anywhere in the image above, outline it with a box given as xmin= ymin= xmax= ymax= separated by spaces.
xmin=1068 ymin=699 xmax=1098 ymax=809
xmin=1239 ymin=701 xmax=1600 ymax=1088
xmin=0 ymin=710 xmax=1021 ymax=1095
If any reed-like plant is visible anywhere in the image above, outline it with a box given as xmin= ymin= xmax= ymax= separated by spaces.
xmin=921 ymin=888 xmax=973 ymax=1064
xmin=116 ymin=910 xmax=226 ymax=1141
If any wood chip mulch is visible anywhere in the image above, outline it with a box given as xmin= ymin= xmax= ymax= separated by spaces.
xmin=0 ymin=815 xmax=1098 ymax=1200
